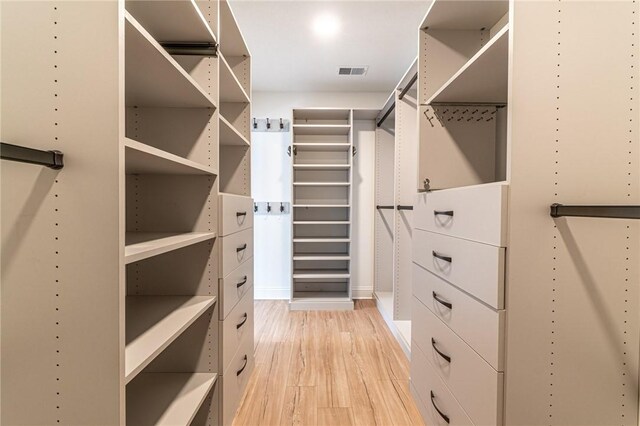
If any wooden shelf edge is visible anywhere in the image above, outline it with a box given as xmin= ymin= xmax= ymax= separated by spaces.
xmin=219 ymin=53 xmax=251 ymax=103
xmin=124 ymin=138 xmax=218 ymax=175
xmin=125 ymin=232 xmax=216 ymax=264
xmin=219 ymin=115 xmax=250 ymax=146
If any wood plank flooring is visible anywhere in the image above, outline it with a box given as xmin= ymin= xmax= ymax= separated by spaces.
xmin=232 ymin=300 xmax=424 ymax=426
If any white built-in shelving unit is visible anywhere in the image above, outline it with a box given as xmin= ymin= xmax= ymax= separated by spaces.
xmin=290 ymin=109 xmax=355 ymax=310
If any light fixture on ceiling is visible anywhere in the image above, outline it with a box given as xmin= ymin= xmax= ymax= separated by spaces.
xmin=312 ymin=13 xmax=340 ymax=38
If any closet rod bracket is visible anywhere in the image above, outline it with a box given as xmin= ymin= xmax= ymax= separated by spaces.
xmin=160 ymin=42 xmax=218 ymax=57
xmin=1 ymin=142 xmax=64 ymax=169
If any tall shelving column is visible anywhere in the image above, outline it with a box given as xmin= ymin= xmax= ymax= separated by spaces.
xmin=290 ymin=109 xmax=354 ymax=311
xmin=123 ymin=0 xmax=221 ymax=424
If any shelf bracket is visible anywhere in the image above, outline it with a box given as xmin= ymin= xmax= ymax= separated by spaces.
xmin=352 ymin=146 xmax=357 ymax=157
xmin=1 ymin=142 xmax=64 ymax=169
xmin=550 ymin=203 xmax=640 ymax=220
xmin=160 ymin=42 xmax=218 ymax=57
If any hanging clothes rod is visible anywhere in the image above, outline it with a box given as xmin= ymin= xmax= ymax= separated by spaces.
xmin=550 ymin=203 xmax=640 ymax=219
xmin=376 ymin=205 xmax=394 ymax=210
xmin=1 ymin=142 xmax=64 ymax=169
xmin=377 ymin=72 xmax=418 ymax=128
xmin=160 ymin=42 xmax=218 ymax=57
xmin=397 ymin=205 xmax=414 ymax=211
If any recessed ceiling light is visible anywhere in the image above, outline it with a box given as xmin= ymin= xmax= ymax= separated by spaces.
xmin=312 ymin=13 xmax=340 ymax=38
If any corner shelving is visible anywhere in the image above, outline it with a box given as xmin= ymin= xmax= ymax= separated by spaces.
xmin=127 ymin=372 xmax=218 ymax=425
xmin=124 ymin=12 xmax=216 ymax=108
xmin=220 ymin=54 xmax=251 ymax=103
xmin=125 ymin=232 xmax=216 ymax=264
xmin=125 ymin=295 xmax=217 ymax=383
xmin=220 ymin=115 xmax=250 ymax=147
xmin=125 ymin=138 xmax=217 ymax=175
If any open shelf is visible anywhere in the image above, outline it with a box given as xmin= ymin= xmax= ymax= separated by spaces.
xmin=294 ymin=221 xmax=350 ymax=225
xmin=426 ymin=25 xmax=509 ymax=105
xmin=293 ymin=143 xmax=351 ymax=152
xmin=125 ymin=296 xmax=216 ymax=383
xmin=292 ymin=125 xmax=351 ymax=136
xmin=220 ymin=0 xmax=250 ymax=57
xmin=420 ymin=0 xmax=509 ymax=30
xmin=293 ymin=204 xmax=350 ymax=208
xmin=127 ymin=372 xmax=217 ymax=425
xmin=293 ymin=182 xmax=350 ymax=186
xmin=220 ymin=53 xmax=250 ymax=103
xmin=125 ymin=0 xmax=216 ymax=44
xmin=293 ymin=109 xmax=351 ymax=125
xmin=124 ymin=138 xmax=217 ymax=175
xmin=220 ymin=115 xmax=250 ymax=146
xmin=293 ymin=164 xmax=351 ymax=170
xmin=293 ymin=237 xmax=350 ymax=243
xmin=125 ymin=12 xmax=216 ymax=108
xmin=292 ymin=291 xmax=350 ymax=300
xmin=293 ymin=254 xmax=350 ymax=261
xmin=293 ymin=270 xmax=351 ymax=279
xmin=125 ymin=232 xmax=216 ymax=264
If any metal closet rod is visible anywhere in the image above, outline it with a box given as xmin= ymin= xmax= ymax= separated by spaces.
xmin=0 ymin=142 xmax=64 ymax=169
xmin=376 ymin=72 xmax=418 ymax=128
xmin=160 ymin=42 xmax=218 ymax=57
xmin=550 ymin=203 xmax=640 ymax=219
xmin=376 ymin=205 xmax=394 ymax=210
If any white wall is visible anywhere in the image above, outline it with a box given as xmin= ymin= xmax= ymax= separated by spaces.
xmin=251 ymin=91 xmax=386 ymax=300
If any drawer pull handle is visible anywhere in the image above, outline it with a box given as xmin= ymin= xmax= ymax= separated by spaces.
xmin=236 ymin=355 xmax=248 ymax=376
xmin=434 ymin=210 xmax=454 ymax=217
xmin=432 ymin=251 xmax=452 ymax=263
xmin=237 ymin=244 xmax=248 ymax=253
xmin=237 ymin=276 xmax=248 ymax=288
xmin=236 ymin=211 xmax=247 ymax=217
xmin=236 ymin=313 xmax=248 ymax=329
xmin=430 ymin=391 xmax=450 ymax=424
xmin=432 ymin=292 xmax=452 ymax=310
xmin=431 ymin=338 xmax=451 ymax=363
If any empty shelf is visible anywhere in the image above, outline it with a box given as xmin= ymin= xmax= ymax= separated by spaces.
xmin=127 ymin=372 xmax=217 ymax=425
xmin=125 ymin=232 xmax=216 ymax=264
xmin=293 ymin=182 xmax=350 ymax=186
xmin=293 ymin=269 xmax=350 ymax=279
xmin=292 ymin=125 xmax=351 ymax=136
xmin=220 ymin=0 xmax=250 ymax=57
xmin=220 ymin=115 xmax=250 ymax=146
xmin=220 ymin=53 xmax=250 ymax=103
xmin=426 ymin=25 xmax=509 ymax=105
xmin=293 ymin=164 xmax=351 ymax=170
xmin=293 ymin=221 xmax=351 ymax=225
xmin=293 ymin=237 xmax=350 ymax=243
xmin=293 ymin=204 xmax=350 ymax=208
xmin=125 ymin=296 xmax=217 ymax=383
xmin=125 ymin=12 xmax=216 ymax=108
xmin=293 ymin=108 xmax=351 ymax=123
xmin=293 ymin=253 xmax=350 ymax=261
xmin=292 ymin=292 xmax=350 ymax=300
xmin=124 ymin=138 xmax=217 ymax=175
xmin=293 ymin=143 xmax=351 ymax=151
xmin=420 ymin=0 xmax=509 ymax=30
xmin=125 ymin=0 xmax=216 ymax=43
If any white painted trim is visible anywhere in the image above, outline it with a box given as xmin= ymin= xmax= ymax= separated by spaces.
xmin=352 ymin=288 xmax=374 ymax=299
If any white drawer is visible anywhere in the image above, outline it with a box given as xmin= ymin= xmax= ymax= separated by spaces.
xmin=413 ymin=262 xmax=504 ymax=371
xmin=414 ymin=183 xmax=508 ymax=247
xmin=220 ymin=284 xmax=254 ymax=374
xmin=220 ymin=258 xmax=254 ymax=320
xmin=220 ymin=228 xmax=253 ymax=278
xmin=413 ymin=229 xmax=505 ymax=309
xmin=411 ymin=343 xmax=474 ymax=426
xmin=413 ymin=298 xmax=503 ymax=426
xmin=219 ymin=193 xmax=254 ymax=237
xmin=221 ymin=334 xmax=254 ymax=426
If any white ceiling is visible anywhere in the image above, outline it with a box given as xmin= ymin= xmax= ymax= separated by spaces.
xmin=230 ymin=0 xmax=431 ymax=92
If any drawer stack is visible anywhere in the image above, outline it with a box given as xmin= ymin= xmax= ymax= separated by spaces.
xmin=410 ymin=183 xmax=508 ymax=425
xmin=218 ymin=193 xmax=255 ymax=426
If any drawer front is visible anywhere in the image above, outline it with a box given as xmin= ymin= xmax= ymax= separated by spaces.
xmin=414 ymin=183 xmax=508 ymax=247
xmin=220 ymin=258 xmax=254 ymax=320
xmin=413 ymin=229 xmax=505 ymax=309
xmin=220 ymin=284 xmax=254 ymax=374
xmin=413 ymin=262 xmax=504 ymax=371
xmin=413 ymin=298 xmax=503 ymax=426
xmin=221 ymin=334 xmax=255 ymax=426
xmin=220 ymin=228 xmax=253 ymax=278
xmin=411 ymin=344 xmax=474 ymax=426
xmin=219 ymin=193 xmax=254 ymax=237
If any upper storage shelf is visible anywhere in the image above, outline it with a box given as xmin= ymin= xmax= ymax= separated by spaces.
xmin=125 ymin=138 xmax=217 ymax=175
xmin=292 ymin=125 xmax=351 ymax=136
xmin=125 ymin=0 xmax=216 ymax=44
xmin=220 ymin=0 xmax=250 ymax=57
xmin=125 ymin=12 xmax=216 ymax=108
xmin=426 ymin=25 xmax=509 ymax=105
xmin=293 ymin=109 xmax=351 ymax=125
xmin=220 ymin=53 xmax=251 ymax=103
xmin=420 ymin=0 xmax=509 ymax=30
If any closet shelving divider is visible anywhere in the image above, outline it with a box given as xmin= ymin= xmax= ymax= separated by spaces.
xmin=290 ymin=108 xmax=355 ymax=310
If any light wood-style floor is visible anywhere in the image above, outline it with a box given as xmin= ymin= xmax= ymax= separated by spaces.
xmin=232 ymin=300 xmax=425 ymax=426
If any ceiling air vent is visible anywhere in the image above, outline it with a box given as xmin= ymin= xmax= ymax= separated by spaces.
xmin=338 ymin=66 xmax=369 ymax=76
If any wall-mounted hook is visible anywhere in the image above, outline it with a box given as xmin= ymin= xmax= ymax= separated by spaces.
xmin=253 ymin=118 xmax=257 ymax=129
xmin=293 ymin=146 xmax=297 ymax=156
xmin=266 ymin=118 xmax=271 ymax=129
xmin=352 ymin=146 xmax=357 ymax=157
xmin=254 ymin=202 xmax=258 ymax=212
xmin=267 ymin=202 xmax=271 ymax=213
xmin=287 ymin=146 xmax=292 ymax=157
xmin=280 ymin=202 xmax=284 ymax=212
xmin=279 ymin=118 xmax=284 ymax=130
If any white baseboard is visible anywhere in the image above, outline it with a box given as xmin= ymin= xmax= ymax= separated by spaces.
xmin=254 ymin=287 xmax=289 ymax=300
xmin=352 ymin=288 xmax=374 ymax=299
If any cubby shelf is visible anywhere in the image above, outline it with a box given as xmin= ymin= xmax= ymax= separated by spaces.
xmin=293 ymin=204 xmax=350 ymax=208
xmin=127 ymin=372 xmax=218 ymax=425
xmin=125 ymin=296 xmax=217 ymax=383
xmin=220 ymin=115 xmax=250 ymax=146
xmin=292 ymin=292 xmax=350 ymax=300
xmin=293 ymin=164 xmax=351 ymax=169
xmin=293 ymin=221 xmax=351 ymax=225
xmin=220 ymin=53 xmax=251 ymax=103
xmin=292 ymin=125 xmax=351 ymax=136
xmin=293 ymin=270 xmax=351 ymax=279
xmin=426 ymin=25 xmax=509 ymax=105
xmin=293 ymin=182 xmax=350 ymax=186
xmin=124 ymin=138 xmax=217 ymax=175
xmin=293 ymin=237 xmax=350 ymax=243
xmin=125 ymin=0 xmax=216 ymax=44
xmin=293 ymin=143 xmax=352 ymax=151
xmin=220 ymin=0 xmax=251 ymax=57
xmin=420 ymin=0 xmax=509 ymax=30
xmin=293 ymin=254 xmax=351 ymax=261
xmin=125 ymin=232 xmax=216 ymax=264
xmin=125 ymin=12 xmax=216 ymax=108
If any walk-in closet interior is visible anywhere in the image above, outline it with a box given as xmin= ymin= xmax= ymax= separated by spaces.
xmin=1 ymin=0 xmax=639 ymax=425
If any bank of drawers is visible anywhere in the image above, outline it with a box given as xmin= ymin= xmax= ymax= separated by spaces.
xmin=220 ymin=284 xmax=254 ymax=374
xmin=219 ymin=193 xmax=254 ymax=237
xmin=411 ymin=184 xmax=507 ymax=425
